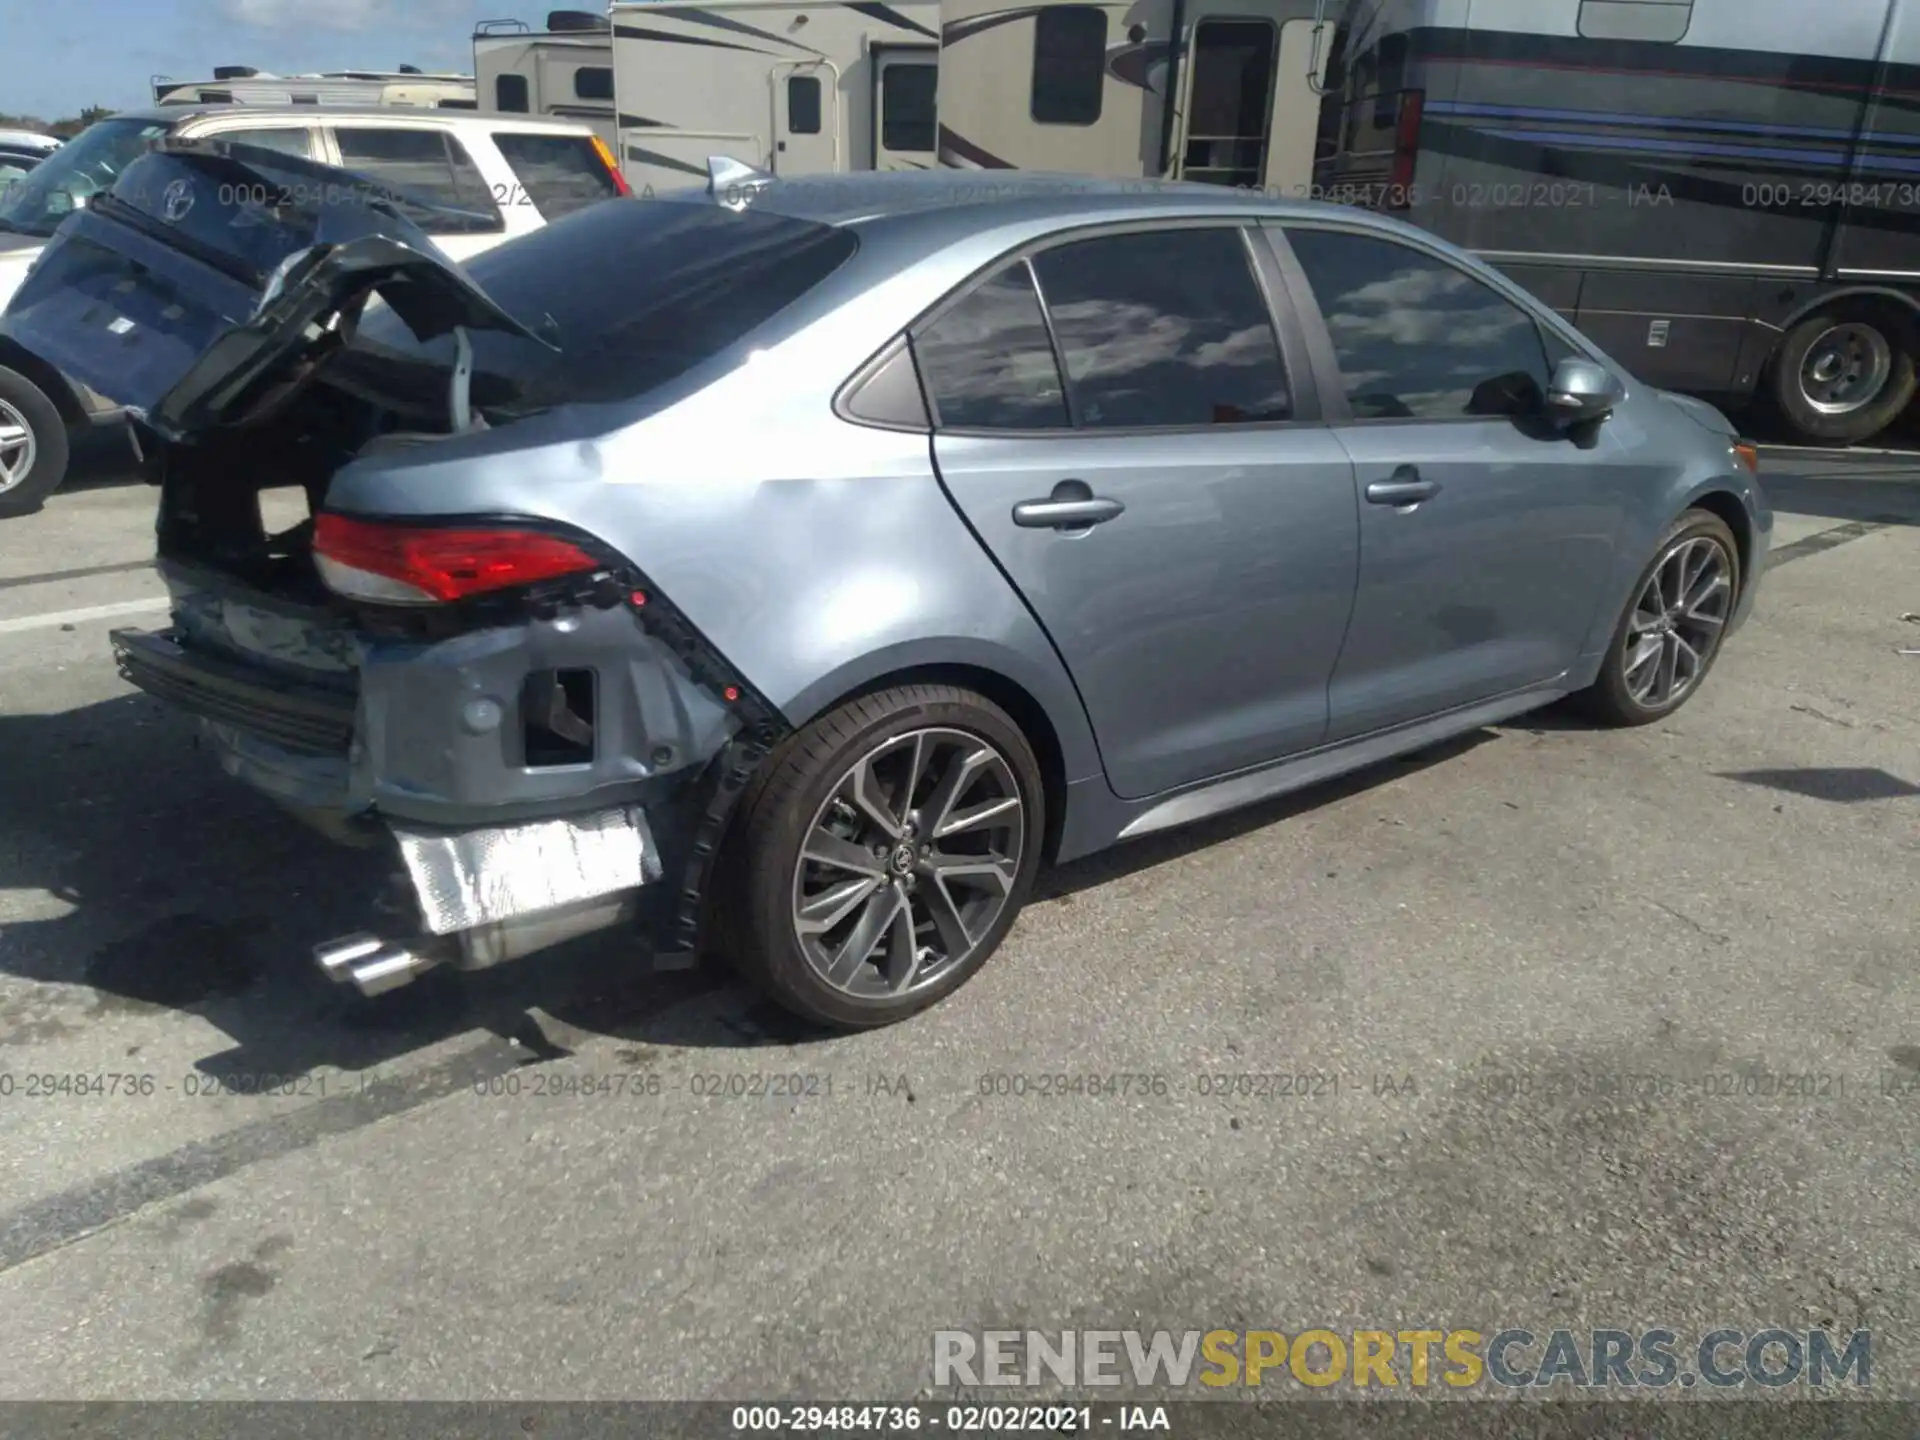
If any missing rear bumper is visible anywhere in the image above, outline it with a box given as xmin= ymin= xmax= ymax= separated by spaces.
xmin=314 ymin=805 xmax=663 ymax=996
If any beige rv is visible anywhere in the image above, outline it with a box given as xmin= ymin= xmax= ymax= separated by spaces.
xmin=474 ymin=10 xmax=618 ymax=147
xmin=608 ymin=0 xmax=940 ymax=192
xmin=934 ymin=0 xmax=1332 ymax=196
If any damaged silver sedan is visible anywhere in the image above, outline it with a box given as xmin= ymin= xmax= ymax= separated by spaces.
xmin=2 ymin=140 xmax=1769 ymax=1027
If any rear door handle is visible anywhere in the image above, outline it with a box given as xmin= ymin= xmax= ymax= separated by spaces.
xmin=1365 ymin=469 xmax=1441 ymax=506
xmin=1012 ymin=494 xmax=1126 ymax=530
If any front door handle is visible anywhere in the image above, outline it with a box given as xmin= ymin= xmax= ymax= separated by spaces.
xmin=1365 ymin=468 xmax=1441 ymax=507
xmin=1012 ymin=485 xmax=1126 ymax=530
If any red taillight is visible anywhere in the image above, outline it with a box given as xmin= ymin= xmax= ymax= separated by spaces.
xmin=1388 ymin=90 xmax=1425 ymax=207
xmin=591 ymin=134 xmax=632 ymax=196
xmin=312 ymin=514 xmax=600 ymax=605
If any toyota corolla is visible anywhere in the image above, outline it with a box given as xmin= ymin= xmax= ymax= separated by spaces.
xmin=0 ymin=141 xmax=1770 ymax=1028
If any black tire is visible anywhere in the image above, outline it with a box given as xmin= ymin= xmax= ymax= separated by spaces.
xmin=709 ymin=684 xmax=1045 ymax=1030
xmin=1574 ymin=508 xmax=1741 ymax=728
xmin=0 ymin=365 xmax=72 ymax=518
xmin=1769 ymin=306 xmax=1917 ymax=446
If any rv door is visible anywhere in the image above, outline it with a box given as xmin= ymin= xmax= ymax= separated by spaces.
xmin=1264 ymin=17 xmax=1331 ymax=198
xmin=772 ymin=61 xmax=838 ymax=174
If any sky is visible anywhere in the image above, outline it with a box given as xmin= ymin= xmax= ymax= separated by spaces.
xmin=0 ymin=0 xmax=557 ymax=121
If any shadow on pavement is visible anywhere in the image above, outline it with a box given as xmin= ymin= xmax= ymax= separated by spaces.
xmin=0 ymin=689 xmax=1535 ymax=1067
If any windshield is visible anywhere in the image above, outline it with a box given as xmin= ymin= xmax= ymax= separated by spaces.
xmin=0 ymin=117 xmax=171 ymax=238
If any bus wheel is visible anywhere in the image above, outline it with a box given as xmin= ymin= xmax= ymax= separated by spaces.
xmin=1770 ymin=306 xmax=1916 ymax=446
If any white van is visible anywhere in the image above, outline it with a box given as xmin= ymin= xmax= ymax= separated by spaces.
xmin=0 ymin=104 xmax=628 ymax=515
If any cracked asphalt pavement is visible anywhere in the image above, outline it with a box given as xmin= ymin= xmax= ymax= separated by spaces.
xmin=0 ymin=444 xmax=1915 ymax=1405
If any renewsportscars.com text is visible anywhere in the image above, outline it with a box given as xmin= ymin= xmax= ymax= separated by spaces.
xmin=932 ymin=1328 xmax=1870 ymax=1390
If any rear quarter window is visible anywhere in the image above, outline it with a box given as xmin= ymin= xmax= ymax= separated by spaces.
xmin=491 ymin=131 xmax=621 ymax=220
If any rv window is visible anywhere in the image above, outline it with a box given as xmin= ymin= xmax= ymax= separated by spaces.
xmin=880 ymin=64 xmax=936 ymax=154
xmin=333 ymin=126 xmax=503 ymax=234
xmin=1371 ymin=34 xmax=1408 ymax=130
xmin=1578 ymin=0 xmax=1692 ymax=42
xmin=575 ymin=66 xmax=615 ymax=101
xmin=494 ymin=131 xmax=623 ymax=219
xmin=438 ymin=98 xmax=479 ymax=109
xmin=496 ymin=74 xmax=531 ymax=112
xmin=1030 ymin=227 xmax=1291 ymax=428
xmin=914 ymin=263 xmax=1070 ymax=430
xmin=200 ymin=89 xmax=234 ymax=103
xmin=1284 ymin=227 xmax=1554 ymax=421
xmin=1031 ymin=6 xmax=1105 ymax=127
xmin=292 ymin=94 xmax=319 ymax=105
xmin=788 ymin=76 xmax=823 ymax=136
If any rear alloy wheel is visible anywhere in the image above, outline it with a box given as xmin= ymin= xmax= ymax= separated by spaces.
xmin=1575 ymin=509 xmax=1740 ymax=727
xmin=712 ymin=685 xmax=1043 ymax=1029
xmin=1771 ymin=308 xmax=1917 ymax=445
xmin=0 ymin=366 xmax=72 ymax=518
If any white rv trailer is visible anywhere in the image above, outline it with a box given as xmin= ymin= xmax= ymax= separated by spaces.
xmin=933 ymin=0 xmax=1330 ymax=198
xmin=152 ymin=67 xmax=478 ymax=109
xmin=475 ymin=11 xmax=619 ymax=147
xmin=608 ymin=0 xmax=940 ymax=192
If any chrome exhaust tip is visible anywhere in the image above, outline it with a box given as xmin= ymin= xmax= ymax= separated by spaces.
xmin=314 ymin=933 xmax=443 ymax=997
xmin=314 ymin=932 xmax=389 ymax=982
xmin=349 ymin=946 xmax=440 ymax=997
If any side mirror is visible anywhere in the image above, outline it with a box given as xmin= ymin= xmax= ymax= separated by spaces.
xmin=1545 ymin=357 xmax=1625 ymax=424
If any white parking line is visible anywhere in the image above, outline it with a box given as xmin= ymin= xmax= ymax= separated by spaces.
xmin=0 ymin=597 xmax=170 ymax=637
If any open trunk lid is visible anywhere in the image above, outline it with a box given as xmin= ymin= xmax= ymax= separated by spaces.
xmin=0 ymin=137 xmax=550 ymax=443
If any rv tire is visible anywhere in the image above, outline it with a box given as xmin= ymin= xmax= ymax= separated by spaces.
xmin=1770 ymin=304 xmax=1916 ymax=446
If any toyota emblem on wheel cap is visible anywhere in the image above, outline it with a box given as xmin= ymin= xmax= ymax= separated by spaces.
xmin=161 ymin=179 xmax=195 ymax=224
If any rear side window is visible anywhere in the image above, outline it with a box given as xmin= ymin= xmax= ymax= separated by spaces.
xmin=1032 ymin=7 xmax=1106 ymax=126
xmin=914 ymin=262 xmax=1069 ymax=430
xmin=493 ymin=131 xmax=621 ymax=219
xmin=575 ymin=66 xmax=615 ymax=101
xmin=337 ymin=201 xmax=860 ymax=414
xmin=213 ymin=126 xmax=314 ymax=159
xmin=1030 ymin=227 xmax=1292 ymax=428
xmin=881 ymin=63 xmax=937 ymax=153
xmin=496 ymin=74 xmax=530 ymax=112
xmin=333 ymin=127 xmax=501 ymax=234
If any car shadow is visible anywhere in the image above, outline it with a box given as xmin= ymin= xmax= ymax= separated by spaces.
xmin=0 ymin=691 xmax=1553 ymax=1071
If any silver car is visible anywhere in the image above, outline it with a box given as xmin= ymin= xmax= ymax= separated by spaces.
xmin=1 ymin=145 xmax=1771 ymax=1028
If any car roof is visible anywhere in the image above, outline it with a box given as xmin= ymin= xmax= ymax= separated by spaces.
xmin=0 ymin=130 xmax=61 ymax=151
xmin=105 ymin=104 xmax=593 ymax=134
xmin=719 ymin=167 xmax=1425 ymax=239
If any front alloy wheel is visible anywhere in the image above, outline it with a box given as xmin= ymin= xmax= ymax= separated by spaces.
xmin=1620 ymin=533 xmax=1733 ymax=709
xmin=1576 ymin=508 xmax=1742 ymax=727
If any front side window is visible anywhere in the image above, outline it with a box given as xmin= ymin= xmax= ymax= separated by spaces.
xmin=1284 ymin=227 xmax=1553 ymax=420
xmin=1031 ymin=6 xmax=1106 ymax=126
xmin=332 ymin=127 xmax=501 ymax=234
xmin=914 ymin=263 xmax=1070 ymax=430
xmin=1030 ymin=227 xmax=1292 ymax=428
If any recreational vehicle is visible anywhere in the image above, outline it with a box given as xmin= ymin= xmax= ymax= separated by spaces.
xmin=608 ymin=0 xmax=940 ymax=191
xmin=152 ymin=67 xmax=478 ymax=109
xmin=1309 ymin=0 xmax=1920 ymax=443
xmin=475 ymin=10 xmax=618 ymax=146
xmin=934 ymin=0 xmax=1920 ymax=443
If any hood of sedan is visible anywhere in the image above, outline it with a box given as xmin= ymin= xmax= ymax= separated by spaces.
xmin=0 ymin=138 xmax=550 ymax=443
